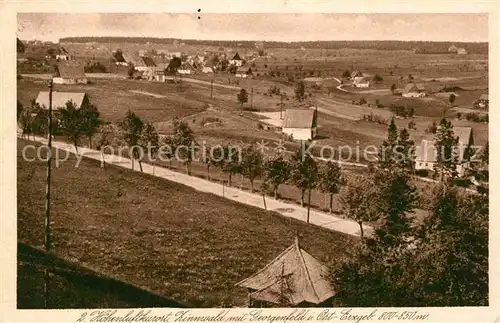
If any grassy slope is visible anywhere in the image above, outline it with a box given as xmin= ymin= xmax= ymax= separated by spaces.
xmin=17 ymin=139 xmax=356 ymax=307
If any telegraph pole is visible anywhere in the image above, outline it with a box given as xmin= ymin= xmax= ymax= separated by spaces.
xmin=280 ymin=94 xmax=283 ymax=119
xmin=43 ymin=79 xmax=53 ymax=309
xmin=45 ymin=79 xmax=53 ymax=252
xmin=210 ymin=78 xmax=214 ymax=99
xmin=251 ymin=87 xmax=254 ymax=109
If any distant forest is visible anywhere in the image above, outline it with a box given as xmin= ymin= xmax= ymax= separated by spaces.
xmin=59 ymin=37 xmax=489 ymax=54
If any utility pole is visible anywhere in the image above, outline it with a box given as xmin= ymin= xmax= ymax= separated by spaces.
xmin=43 ymin=79 xmax=53 ymax=309
xmin=280 ymin=94 xmax=283 ymax=119
xmin=45 ymin=79 xmax=53 ymax=252
xmin=250 ymin=87 xmax=254 ymax=109
xmin=210 ymin=78 xmax=214 ymax=99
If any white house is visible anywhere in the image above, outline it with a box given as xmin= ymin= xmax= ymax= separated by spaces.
xmin=456 ymin=48 xmax=467 ymax=55
xmin=353 ymin=76 xmax=370 ymax=88
xmin=202 ymin=66 xmax=214 ymax=73
xmin=230 ymin=52 xmax=243 ymax=67
xmin=415 ymin=127 xmax=474 ymax=177
xmin=402 ymin=83 xmax=426 ymax=98
xmin=177 ymin=62 xmax=195 ymax=75
xmin=235 ymin=65 xmax=252 ymax=78
xmin=282 ymin=108 xmax=318 ymax=141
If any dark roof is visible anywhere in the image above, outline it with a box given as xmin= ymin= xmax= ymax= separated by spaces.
xmin=231 ymin=53 xmax=242 ymax=60
xmin=54 ymin=62 xmax=86 ymax=79
xmin=402 ymin=83 xmax=425 ymax=93
xmin=36 ymin=91 xmax=88 ymax=109
xmin=283 ymin=108 xmax=316 ymax=129
xmin=142 ymin=57 xmax=156 ymax=67
xmin=235 ymin=238 xmax=334 ymax=305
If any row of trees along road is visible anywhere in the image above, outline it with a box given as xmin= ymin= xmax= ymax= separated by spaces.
xmin=330 ymin=117 xmax=488 ymax=306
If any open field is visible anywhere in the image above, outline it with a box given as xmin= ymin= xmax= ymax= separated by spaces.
xmin=17 ymin=139 xmax=356 ymax=307
xmin=17 ymin=44 xmax=488 ymax=168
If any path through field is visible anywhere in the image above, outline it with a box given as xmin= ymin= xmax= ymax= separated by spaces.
xmin=165 ymin=76 xmax=240 ymax=90
xmin=23 ymin=135 xmax=372 ymax=238
xmin=128 ymin=90 xmax=167 ymax=98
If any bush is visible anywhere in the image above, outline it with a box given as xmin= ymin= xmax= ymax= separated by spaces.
xmin=426 ymin=122 xmax=437 ymax=134
xmin=477 ymin=185 xmax=488 ymax=195
xmin=373 ymin=74 xmax=383 ymax=83
xmin=454 ymin=178 xmax=472 ymax=188
xmin=363 ymin=113 xmax=387 ymax=125
xmin=415 ymin=169 xmax=429 ymax=177
xmin=389 ymin=104 xmax=414 ymax=118
xmin=407 ymin=120 xmax=416 ymax=130
xmin=359 ymin=97 xmax=367 ymax=105
xmin=465 ymin=113 xmax=488 ymax=123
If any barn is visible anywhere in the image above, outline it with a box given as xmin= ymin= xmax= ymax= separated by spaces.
xmin=53 ymin=63 xmax=88 ymax=85
xmin=36 ymin=91 xmax=89 ymax=110
xmin=282 ymin=108 xmax=317 ymax=141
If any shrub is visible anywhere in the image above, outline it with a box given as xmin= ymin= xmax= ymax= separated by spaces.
xmin=359 ymin=97 xmax=367 ymax=105
xmin=426 ymin=122 xmax=437 ymax=134
xmin=454 ymin=178 xmax=472 ymax=188
xmin=465 ymin=113 xmax=488 ymax=123
xmin=415 ymin=169 xmax=429 ymax=177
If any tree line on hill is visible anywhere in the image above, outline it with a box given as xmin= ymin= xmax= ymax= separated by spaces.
xmin=17 ymin=97 xmax=488 ymax=306
xmin=59 ymin=37 xmax=488 ymax=54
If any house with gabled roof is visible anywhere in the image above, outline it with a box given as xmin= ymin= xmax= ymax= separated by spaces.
xmin=457 ymin=48 xmax=467 ymax=55
xmin=353 ymin=76 xmax=370 ymax=88
xmin=36 ymin=91 xmax=89 ymax=110
xmin=230 ymin=52 xmax=243 ymax=67
xmin=56 ymin=46 xmax=71 ymax=61
xmin=282 ymin=108 xmax=318 ymax=141
xmin=236 ymin=237 xmax=334 ymax=307
xmin=235 ymin=65 xmax=252 ymax=78
xmin=402 ymin=83 xmax=426 ymax=98
xmin=53 ymin=62 xmax=88 ymax=85
xmin=178 ymin=62 xmax=195 ymax=75
xmin=415 ymin=126 xmax=474 ymax=177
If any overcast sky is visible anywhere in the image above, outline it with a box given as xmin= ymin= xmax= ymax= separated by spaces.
xmin=17 ymin=13 xmax=488 ymax=43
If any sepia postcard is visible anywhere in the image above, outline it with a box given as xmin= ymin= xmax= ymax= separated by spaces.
xmin=1 ymin=1 xmax=499 ymax=322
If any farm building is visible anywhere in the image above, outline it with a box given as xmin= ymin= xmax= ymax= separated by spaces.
xmin=402 ymin=83 xmax=426 ymax=98
xmin=230 ymin=52 xmax=243 ymax=66
xmin=144 ymin=66 xmax=166 ymax=82
xmin=178 ymin=62 xmax=195 ymax=75
xmin=282 ymin=108 xmax=317 ymax=141
xmin=55 ymin=47 xmax=71 ymax=61
xmin=456 ymin=48 xmax=467 ymax=55
xmin=415 ymin=127 xmax=474 ymax=177
xmin=476 ymin=94 xmax=489 ymax=108
xmin=202 ymin=66 xmax=214 ymax=73
xmin=132 ymin=56 xmax=156 ymax=72
xmin=235 ymin=66 xmax=253 ymax=78
xmin=53 ymin=62 xmax=88 ymax=85
xmin=36 ymin=91 xmax=89 ymax=110
xmin=235 ymin=237 xmax=334 ymax=307
xmin=353 ymin=76 xmax=370 ymax=88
